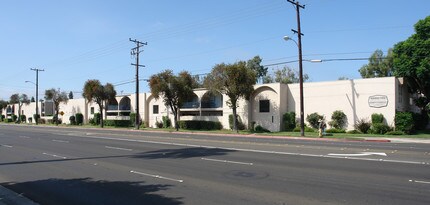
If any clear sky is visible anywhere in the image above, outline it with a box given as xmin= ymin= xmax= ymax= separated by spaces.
xmin=1 ymin=0 xmax=429 ymax=100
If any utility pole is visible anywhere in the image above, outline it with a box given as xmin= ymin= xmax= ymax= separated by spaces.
xmin=30 ymin=68 xmax=44 ymax=125
xmin=287 ymin=0 xmax=305 ymax=137
xmin=129 ymin=38 xmax=147 ymax=130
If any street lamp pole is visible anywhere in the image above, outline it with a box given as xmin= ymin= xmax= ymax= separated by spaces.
xmin=30 ymin=68 xmax=44 ymax=125
xmin=287 ymin=0 xmax=305 ymax=136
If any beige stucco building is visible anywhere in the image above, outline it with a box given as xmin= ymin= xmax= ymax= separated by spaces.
xmin=2 ymin=77 xmax=413 ymax=132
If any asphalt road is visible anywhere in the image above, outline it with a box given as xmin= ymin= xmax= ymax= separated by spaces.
xmin=1 ymin=124 xmax=429 ymax=205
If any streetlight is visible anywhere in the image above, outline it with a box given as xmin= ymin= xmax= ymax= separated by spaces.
xmin=284 ymin=33 xmax=305 ymax=137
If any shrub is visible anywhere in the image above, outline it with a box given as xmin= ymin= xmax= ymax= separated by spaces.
xmin=412 ymin=112 xmax=429 ymax=130
xmin=283 ymin=112 xmax=296 ymax=131
xmin=104 ymin=120 xmax=131 ymax=127
xmin=28 ymin=117 xmax=33 ymax=123
xmin=293 ymin=125 xmax=315 ymax=132
xmin=370 ymin=123 xmax=392 ymax=135
xmin=52 ymin=115 xmax=62 ymax=125
xmin=75 ymin=113 xmax=83 ymax=125
xmin=155 ymin=121 xmax=163 ymax=128
xmin=162 ymin=116 xmax=172 ymax=128
xmin=228 ymin=114 xmax=246 ymax=130
xmin=93 ymin=113 xmax=101 ymax=125
xmin=129 ymin=113 xmax=136 ymax=126
xmin=254 ymin=125 xmax=270 ymax=133
xmin=306 ymin=112 xmax=323 ymax=129
xmin=12 ymin=115 xmax=17 ymax=122
xmin=38 ymin=118 xmax=46 ymax=124
xmin=395 ymin=112 xmax=414 ymax=134
xmin=69 ymin=116 xmax=76 ymax=125
xmin=385 ymin=131 xmax=405 ymax=135
xmin=347 ymin=130 xmax=362 ymax=134
xmin=20 ymin=115 xmax=26 ymax=123
xmin=5 ymin=118 xmax=13 ymax=123
xmin=178 ymin=120 xmax=222 ymax=130
xmin=325 ymin=128 xmax=346 ymax=133
xmin=33 ymin=114 xmax=40 ymax=123
xmin=0 ymin=115 xmax=4 ymax=121
xmin=329 ymin=110 xmax=347 ymax=129
xmin=371 ymin=113 xmax=384 ymax=124
xmin=354 ymin=118 xmax=371 ymax=134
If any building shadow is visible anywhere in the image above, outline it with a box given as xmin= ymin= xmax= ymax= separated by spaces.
xmin=2 ymin=178 xmax=183 ymax=205
xmin=134 ymin=147 xmax=234 ymax=159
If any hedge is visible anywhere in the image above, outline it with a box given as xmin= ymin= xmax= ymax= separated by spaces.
xmin=75 ymin=113 xmax=84 ymax=125
xmin=395 ymin=112 xmax=414 ymax=134
xmin=283 ymin=112 xmax=296 ymax=131
xmin=104 ymin=119 xmax=132 ymax=127
xmin=178 ymin=120 xmax=222 ymax=130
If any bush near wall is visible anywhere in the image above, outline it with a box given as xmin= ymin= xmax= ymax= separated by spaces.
xmin=75 ymin=113 xmax=83 ymax=125
xmin=329 ymin=110 xmax=347 ymax=129
xmin=354 ymin=118 xmax=371 ymax=134
xmin=0 ymin=115 xmax=4 ymax=121
xmin=293 ymin=125 xmax=315 ymax=132
xmin=162 ymin=116 xmax=172 ymax=128
xmin=283 ymin=112 xmax=296 ymax=131
xmin=228 ymin=114 xmax=246 ymax=130
xmin=178 ymin=120 xmax=222 ymax=130
xmin=104 ymin=120 xmax=132 ymax=127
xmin=370 ymin=123 xmax=392 ymax=135
xmin=129 ymin=113 xmax=136 ymax=126
xmin=12 ymin=115 xmax=17 ymax=122
xmin=395 ymin=112 xmax=414 ymax=134
xmin=69 ymin=116 xmax=76 ymax=125
xmin=306 ymin=113 xmax=323 ymax=129
xmin=371 ymin=113 xmax=384 ymax=124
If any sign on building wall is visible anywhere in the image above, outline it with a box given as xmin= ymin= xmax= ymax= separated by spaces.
xmin=368 ymin=95 xmax=388 ymax=108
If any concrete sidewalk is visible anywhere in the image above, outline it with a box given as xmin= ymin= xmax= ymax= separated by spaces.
xmin=0 ymin=185 xmax=38 ymax=205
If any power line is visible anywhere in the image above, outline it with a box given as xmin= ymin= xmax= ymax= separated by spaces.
xmin=130 ymin=38 xmax=147 ymax=130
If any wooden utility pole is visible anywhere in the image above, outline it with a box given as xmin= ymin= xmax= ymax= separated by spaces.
xmin=129 ymin=38 xmax=147 ymax=129
xmin=30 ymin=68 xmax=44 ymax=125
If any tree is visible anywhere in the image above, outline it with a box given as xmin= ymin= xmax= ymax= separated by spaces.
xmin=0 ymin=100 xmax=8 ymax=116
xmin=31 ymin=96 xmax=35 ymax=102
xmin=204 ymin=60 xmax=257 ymax=132
xmin=82 ymin=80 xmax=117 ymax=128
xmin=69 ymin=91 xmax=74 ymax=99
xmin=149 ymin=70 xmax=197 ymax=131
xmin=10 ymin=93 xmax=30 ymax=123
xmin=359 ymin=49 xmax=393 ymax=78
xmin=246 ymin=56 xmax=267 ymax=83
xmin=45 ymin=88 xmax=69 ymax=125
xmin=393 ymin=16 xmax=430 ymax=119
xmin=263 ymin=66 xmax=309 ymax=84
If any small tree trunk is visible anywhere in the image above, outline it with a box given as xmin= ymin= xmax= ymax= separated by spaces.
xmin=99 ymin=104 xmax=104 ymax=128
xmin=232 ymin=106 xmax=238 ymax=133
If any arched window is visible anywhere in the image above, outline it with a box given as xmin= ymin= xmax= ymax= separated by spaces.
xmin=119 ymin=97 xmax=131 ymax=111
xmin=201 ymin=92 xmax=223 ymax=108
xmin=107 ymin=99 xmax=118 ymax=111
xmin=181 ymin=93 xmax=199 ymax=108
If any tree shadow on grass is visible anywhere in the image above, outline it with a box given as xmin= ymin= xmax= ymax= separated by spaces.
xmin=134 ymin=147 xmax=235 ymax=159
xmin=2 ymin=178 xmax=182 ymax=205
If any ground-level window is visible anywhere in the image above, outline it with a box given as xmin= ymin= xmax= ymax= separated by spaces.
xmin=259 ymin=100 xmax=270 ymax=113
xmin=153 ymin=105 xmax=159 ymax=114
xmin=90 ymin=107 xmax=94 ymax=114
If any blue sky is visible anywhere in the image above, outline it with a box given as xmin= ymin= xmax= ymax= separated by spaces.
xmin=1 ymin=0 xmax=429 ymax=100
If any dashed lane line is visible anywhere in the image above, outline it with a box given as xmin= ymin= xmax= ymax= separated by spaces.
xmin=201 ymin=157 xmax=253 ymax=165
xmin=130 ymin=170 xmax=183 ymax=183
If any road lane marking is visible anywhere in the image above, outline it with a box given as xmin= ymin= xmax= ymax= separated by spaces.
xmin=328 ymin=152 xmax=387 ymax=157
xmin=19 ymin=136 xmax=30 ymax=139
xmin=201 ymin=158 xmax=253 ymax=165
xmin=42 ymin=152 xmax=67 ymax=159
xmin=130 ymin=170 xmax=183 ymax=183
xmin=52 ymin=140 xmax=69 ymax=143
xmin=71 ymin=135 xmax=430 ymax=166
xmin=105 ymin=146 xmax=133 ymax=151
xmin=409 ymin=180 xmax=430 ymax=184
xmin=0 ymin=144 xmax=13 ymax=148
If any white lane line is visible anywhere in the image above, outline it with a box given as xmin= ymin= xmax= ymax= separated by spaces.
xmin=19 ymin=136 xmax=30 ymax=139
xmin=52 ymin=140 xmax=69 ymax=143
xmin=130 ymin=170 xmax=183 ymax=183
xmin=201 ymin=158 xmax=253 ymax=165
xmin=0 ymin=144 xmax=13 ymax=148
xmin=409 ymin=180 xmax=430 ymax=184
xmin=42 ymin=152 xmax=67 ymax=159
xmin=71 ymin=135 xmax=430 ymax=166
xmin=105 ymin=146 xmax=133 ymax=151
xmin=328 ymin=152 xmax=387 ymax=157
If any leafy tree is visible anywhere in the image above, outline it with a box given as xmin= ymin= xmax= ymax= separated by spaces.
xmin=10 ymin=93 xmax=30 ymax=123
xmin=393 ymin=16 xmax=430 ymax=117
xmin=359 ymin=49 xmax=393 ymax=78
xmin=82 ymin=80 xmax=117 ymax=128
xmin=246 ymin=56 xmax=267 ymax=83
xmin=45 ymin=88 xmax=69 ymax=125
xmin=338 ymin=76 xmax=349 ymax=80
xmin=0 ymin=100 xmax=8 ymax=116
xmin=69 ymin=91 xmax=74 ymax=99
xmin=204 ymin=60 xmax=257 ymax=132
xmin=31 ymin=96 xmax=35 ymax=102
xmin=263 ymin=66 xmax=309 ymax=84
xmin=149 ymin=70 xmax=197 ymax=131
